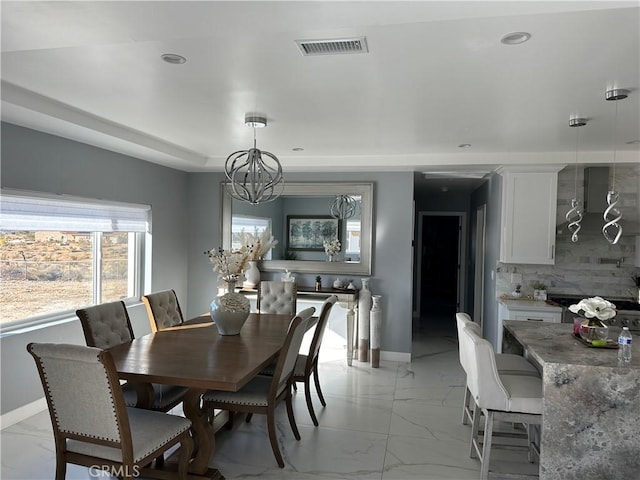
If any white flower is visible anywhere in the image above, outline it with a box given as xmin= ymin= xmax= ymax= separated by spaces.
xmin=568 ymin=296 xmax=617 ymax=320
xmin=323 ymin=239 xmax=341 ymax=256
xmin=207 ymin=247 xmax=249 ymax=283
xmin=238 ymin=228 xmax=278 ymax=261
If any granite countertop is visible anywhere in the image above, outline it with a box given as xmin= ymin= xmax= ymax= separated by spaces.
xmin=503 ymin=320 xmax=639 ymax=369
xmin=499 ymin=297 xmax=562 ymax=312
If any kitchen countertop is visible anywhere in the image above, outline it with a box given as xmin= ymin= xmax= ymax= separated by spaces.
xmin=502 ymin=320 xmax=640 ymax=480
xmin=498 ymin=297 xmax=562 ymax=312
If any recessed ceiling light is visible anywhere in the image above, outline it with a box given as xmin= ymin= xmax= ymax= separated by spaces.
xmin=458 ymin=143 xmax=472 ymax=148
xmin=292 ymin=147 xmax=304 ymax=151
xmin=500 ymin=32 xmax=531 ymax=45
xmin=161 ymin=53 xmax=186 ymax=64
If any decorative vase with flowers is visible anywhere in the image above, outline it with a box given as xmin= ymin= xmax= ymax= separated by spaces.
xmin=568 ymin=296 xmax=617 ymax=342
xmin=206 ymin=247 xmax=251 ymax=335
xmin=238 ymin=228 xmax=278 ymax=288
xmin=323 ymin=238 xmax=341 ymax=262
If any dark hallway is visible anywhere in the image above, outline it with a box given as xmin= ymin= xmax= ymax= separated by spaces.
xmin=416 ymin=215 xmax=460 ymax=334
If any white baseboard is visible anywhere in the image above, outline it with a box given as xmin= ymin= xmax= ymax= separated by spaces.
xmin=1 ymin=397 xmax=47 ymax=430
xmin=381 ymin=350 xmax=411 ymax=362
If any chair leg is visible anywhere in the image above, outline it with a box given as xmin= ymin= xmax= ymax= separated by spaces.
xmin=286 ymin=389 xmax=301 ymax=440
xmin=469 ymin=401 xmax=482 ymax=458
xmin=304 ymin=377 xmax=319 ymax=426
xmin=54 ymin=456 xmax=66 ymax=480
xmin=480 ymin=410 xmax=494 ymax=480
xmin=246 ymin=412 xmax=253 ymax=423
xmin=267 ymin=406 xmax=285 ymax=468
xmin=312 ymin=363 xmax=326 ymax=407
xmin=462 ymin=385 xmax=472 ymax=425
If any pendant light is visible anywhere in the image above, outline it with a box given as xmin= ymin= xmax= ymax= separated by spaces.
xmin=602 ymin=88 xmax=629 ymax=245
xmin=330 ymin=195 xmax=358 ymax=220
xmin=224 ymin=114 xmax=284 ymax=205
xmin=566 ymin=116 xmax=586 ymax=243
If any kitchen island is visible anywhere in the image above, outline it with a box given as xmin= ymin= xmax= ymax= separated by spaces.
xmin=502 ymin=321 xmax=640 ymax=480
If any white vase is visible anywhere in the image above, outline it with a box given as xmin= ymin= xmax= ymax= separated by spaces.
xmin=244 ymin=261 xmax=260 ymax=288
xmin=370 ymin=295 xmax=382 ymax=368
xmin=358 ymin=278 xmax=372 ymax=362
xmin=210 ymin=280 xmax=250 ymax=335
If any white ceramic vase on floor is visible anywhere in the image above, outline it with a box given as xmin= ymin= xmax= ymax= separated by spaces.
xmin=370 ymin=294 xmax=382 ymax=368
xmin=358 ymin=278 xmax=372 ymax=362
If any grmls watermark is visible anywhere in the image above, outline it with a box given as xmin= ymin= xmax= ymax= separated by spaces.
xmin=89 ymin=465 xmax=140 ymax=478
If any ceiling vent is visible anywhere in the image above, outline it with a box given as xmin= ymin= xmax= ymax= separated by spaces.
xmin=295 ymin=37 xmax=368 ymax=56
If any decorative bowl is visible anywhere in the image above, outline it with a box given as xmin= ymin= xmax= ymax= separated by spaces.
xmin=578 ymin=319 xmax=609 ymax=342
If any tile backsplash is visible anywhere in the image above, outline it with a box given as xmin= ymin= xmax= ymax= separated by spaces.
xmin=497 ymin=164 xmax=639 ymax=300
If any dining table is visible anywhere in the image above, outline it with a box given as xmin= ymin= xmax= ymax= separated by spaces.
xmin=502 ymin=320 xmax=640 ymax=480
xmin=108 ymin=312 xmax=303 ymax=480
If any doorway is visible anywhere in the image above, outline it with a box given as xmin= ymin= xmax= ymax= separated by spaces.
xmin=415 ymin=212 xmax=466 ymax=331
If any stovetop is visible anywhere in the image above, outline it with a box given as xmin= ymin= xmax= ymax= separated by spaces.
xmin=547 ymin=295 xmax=640 ymax=312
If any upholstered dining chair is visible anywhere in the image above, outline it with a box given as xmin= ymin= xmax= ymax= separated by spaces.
xmin=203 ymin=306 xmax=316 ymax=468
xmin=257 ymin=281 xmax=297 ymax=315
xmin=455 ymin=312 xmax=539 ymax=426
xmin=261 ymin=295 xmax=337 ymax=426
xmin=27 ymin=342 xmax=193 ymax=480
xmin=462 ymin=324 xmax=542 ymax=480
xmin=76 ymin=301 xmax=187 ymax=412
xmin=142 ymin=289 xmax=185 ymax=332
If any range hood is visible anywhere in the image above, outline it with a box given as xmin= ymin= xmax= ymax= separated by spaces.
xmin=556 ymin=166 xmax=640 ymax=237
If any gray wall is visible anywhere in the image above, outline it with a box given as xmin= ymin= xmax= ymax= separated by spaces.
xmin=186 ymin=171 xmax=415 ymax=356
xmin=1 ymin=124 xmax=415 ymax=417
xmin=470 ymin=172 xmax=503 ymax=347
xmin=0 ymin=123 xmax=190 ymax=414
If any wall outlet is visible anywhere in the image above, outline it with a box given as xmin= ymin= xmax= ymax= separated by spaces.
xmin=511 ymin=273 xmax=523 ymax=284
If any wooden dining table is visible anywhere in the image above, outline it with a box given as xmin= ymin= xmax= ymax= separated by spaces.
xmin=108 ymin=312 xmax=300 ymax=480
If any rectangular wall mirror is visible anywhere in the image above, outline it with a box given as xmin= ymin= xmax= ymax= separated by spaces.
xmin=221 ymin=182 xmax=374 ymax=275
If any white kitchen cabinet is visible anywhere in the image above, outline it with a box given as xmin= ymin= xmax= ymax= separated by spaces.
xmin=497 ymin=166 xmax=563 ymax=265
xmin=497 ymin=300 xmax=562 ymax=352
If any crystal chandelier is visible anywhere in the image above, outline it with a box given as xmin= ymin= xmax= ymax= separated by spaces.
xmin=566 ymin=116 xmax=586 ymax=243
xmin=602 ymin=88 xmax=629 ymax=245
xmin=224 ymin=114 xmax=284 ymax=205
xmin=330 ymin=195 xmax=358 ymax=219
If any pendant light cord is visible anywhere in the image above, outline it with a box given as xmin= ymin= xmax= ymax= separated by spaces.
xmin=573 ymin=126 xmax=579 ymax=198
xmin=611 ymin=99 xmax=619 ymax=190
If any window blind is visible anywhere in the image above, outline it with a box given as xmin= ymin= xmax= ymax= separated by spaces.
xmin=0 ymin=190 xmax=150 ymax=232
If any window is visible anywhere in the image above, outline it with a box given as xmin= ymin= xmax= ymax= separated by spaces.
xmin=231 ymin=215 xmax=273 ymax=259
xmin=0 ymin=190 xmax=150 ymax=329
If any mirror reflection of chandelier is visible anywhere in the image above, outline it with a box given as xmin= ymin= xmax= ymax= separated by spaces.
xmin=330 ymin=195 xmax=358 ymax=219
xmin=224 ymin=113 xmax=284 ymax=205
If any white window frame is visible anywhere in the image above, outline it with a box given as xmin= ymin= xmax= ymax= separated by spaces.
xmin=0 ymin=189 xmax=151 ymax=332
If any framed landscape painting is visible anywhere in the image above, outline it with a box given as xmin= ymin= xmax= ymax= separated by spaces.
xmin=286 ymin=215 xmax=341 ymax=251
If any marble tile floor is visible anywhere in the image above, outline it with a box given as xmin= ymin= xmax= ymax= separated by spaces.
xmin=1 ymin=324 xmax=539 ymax=479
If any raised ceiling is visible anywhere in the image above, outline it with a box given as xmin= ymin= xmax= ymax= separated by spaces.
xmin=1 ymin=1 xmax=639 ymax=174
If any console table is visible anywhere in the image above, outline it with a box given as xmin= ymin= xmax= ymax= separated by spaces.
xmin=240 ymin=286 xmax=360 ymax=366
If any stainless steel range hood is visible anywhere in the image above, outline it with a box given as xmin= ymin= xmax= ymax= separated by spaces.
xmin=556 ymin=166 xmax=640 ymax=237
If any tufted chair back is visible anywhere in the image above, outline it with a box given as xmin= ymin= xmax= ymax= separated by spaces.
xmin=257 ymin=281 xmax=297 ymax=315
xmin=76 ymin=301 xmax=134 ymax=349
xmin=142 ymin=289 xmax=185 ymax=332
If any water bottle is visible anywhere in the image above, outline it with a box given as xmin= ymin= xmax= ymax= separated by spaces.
xmin=617 ymin=327 xmax=632 ymax=364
